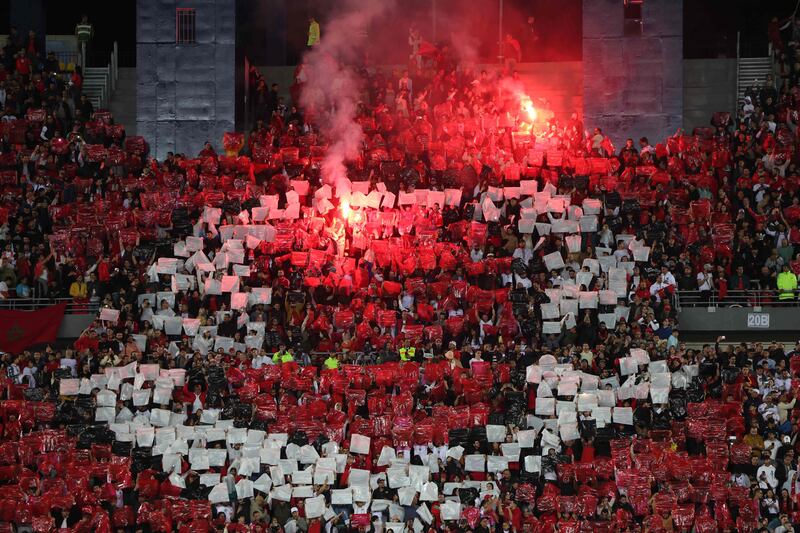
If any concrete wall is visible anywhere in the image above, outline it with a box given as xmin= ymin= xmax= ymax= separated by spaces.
xmin=683 ymin=58 xmax=737 ymax=133
xmin=583 ymin=0 xmax=683 ymax=147
xmin=57 ymin=314 xmax=96 ymax=340
xmin=137 ymin=0 xmax=235 ymax=160
xmin=110 ymin=68 xmax=138 ymax=137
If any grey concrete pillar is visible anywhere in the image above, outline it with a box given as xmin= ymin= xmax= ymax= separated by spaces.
xmin=137 ymin=0 xmax=236 ymax=160
xmin=582 ymin=0 xmax=683 ymax=147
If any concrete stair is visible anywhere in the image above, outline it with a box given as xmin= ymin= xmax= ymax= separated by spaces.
xmin=737 ymin=57 xmax=772 ymax=105
xmin=83 ymin=66 xmax=112 ymax=110
xmin=109 ymin=68 xmax=137 ymax=136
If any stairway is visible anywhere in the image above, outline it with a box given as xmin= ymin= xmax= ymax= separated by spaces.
xmin=83 ymin=66 xmax=112 ymax=109
xmin=736 ymin=57 xmax=772 ymax=105
xmin=109 ymin=68 xmax=137 ymax=136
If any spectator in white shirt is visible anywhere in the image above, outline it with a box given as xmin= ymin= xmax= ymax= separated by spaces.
xmin=447 ymin=307 xmax=464 ymax=318
xmin=762 ymin=489 xmax=780 ymax=518
xmin=512 ymin=241 xmax=533 ymax=263
xmin=399 ymin=291 xmax=415 ymax=312
xmin=776 ymin=370 xmax=792 ymax=393
xmin=649 ymin=275 xmax=670 ymax=302
xmin=21 ymin=362 xmax=37 ymax=388
xmin=550 ymin=270 xmax=565 ymax=287
xmin=469 ymin=350 xmax=486 ymax=368
xmin=477 ymin=309 xmax=495 ymax=342
xmin=251 ymin=352 xmax=274 ymax=369
xmin=215 ymin=503 xmax=234 ymax=523
xmin=763 ymin=431 xmax=781 ymax=460
xmin=759 ymin=376 xmax=776 ymax=399
xmin=597 ymin=224 xmax=615 ymax=248
xmin=660 ymin=266 xmax=676 ymax=287
xmin=696 ymin=264 xmax=714 ymax=298
xmin=59 ymin=354 xmax=77 ymax=377
xmin=470 ymin=245 xmax=484 ymax=263
xmin=5 ymin=358 xmax=21 ymax=383
xmin=774 ymin=514 xmax=794 ymax=533
xmin=514 ymin=274 xmax=532 ymax=290
xmin=742 ymin=96 xmax=754 ymax=117
xmin=732 ymin=471 xmax=751 ymax=487
xmin=612 ymin=241 xmax=630 ymax=261
xmin=352 ymin=501 xmax=370 ymax=515
xmin=758 ymin=457 xmax=779 ymax=490
xmin=753 ymin=176 xmax=771 ymax=204
xmin=759 ymin=398 xmax=780 ymax=424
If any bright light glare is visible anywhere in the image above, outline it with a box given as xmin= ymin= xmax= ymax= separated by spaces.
xmin=522 ymin=97 xmax=537 ymax=122
xmin=340 ymin=199 xmax=350 ymax=218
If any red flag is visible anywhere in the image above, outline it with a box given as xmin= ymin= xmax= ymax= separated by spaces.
xmin=350 ymin=515 xmax=371 ymax=527
xmin=0 ymin=303 xmax=67 ymax=353
xmin=418 ymin=40 xmax=438 ymax=57
xmin=601 ymin=136 xmax=615 ymax=156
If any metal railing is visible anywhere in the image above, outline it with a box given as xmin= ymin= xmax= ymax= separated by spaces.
xmin=111 ymin=41 xmax=118 ymax=94
xmin=736 ymin=30 xmax=740 ymax=111
xmin=52 ymin=51 xmax=79 ymax=71
xmin=0 ymin=297 xmax=99 ymax=315
xmin=83 ymin=41 xmax=119 ymax=109
xmin=677 ymin=289 xmax=800 ymax=308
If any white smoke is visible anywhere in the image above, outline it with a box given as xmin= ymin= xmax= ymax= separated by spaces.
xmin=447 ymin=24 xmax=480 ymax=69
xmin=301 ymin=0 xmax=394 ymax=185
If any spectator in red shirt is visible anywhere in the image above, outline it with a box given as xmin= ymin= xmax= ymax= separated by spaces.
xmin=74 ymin=328 xmax=99 ymax=353
xmin=14 ymin=51 xmax=31 ymax=79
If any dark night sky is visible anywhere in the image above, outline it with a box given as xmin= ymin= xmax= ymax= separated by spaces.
xmin=234 ymin=0 xmax=800 ymax=64
xmin=0 ymin=0 xmax=795 ymax=66
xmin=1 ymin=1 xmax=136 ymax=66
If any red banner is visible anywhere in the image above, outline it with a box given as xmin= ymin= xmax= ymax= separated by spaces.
xmin=0 ymin=303 xmax=67 ymax=353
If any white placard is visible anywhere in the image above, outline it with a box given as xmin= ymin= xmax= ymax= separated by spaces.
xmin=350 ymin=434 xmax=371 ymax=455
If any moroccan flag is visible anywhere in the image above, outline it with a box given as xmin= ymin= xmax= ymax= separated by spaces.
xmin=0 ymin=303 xmax=67 ymax=353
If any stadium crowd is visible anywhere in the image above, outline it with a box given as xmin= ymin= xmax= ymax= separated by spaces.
xmin=2 ymin=16 xmax=800 ymax=533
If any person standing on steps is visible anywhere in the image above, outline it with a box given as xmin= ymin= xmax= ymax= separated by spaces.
xmin=75 ymin=15 xmax=94 ymax=68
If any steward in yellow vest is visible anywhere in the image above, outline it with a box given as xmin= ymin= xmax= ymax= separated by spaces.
xmin=777 ymin=265 xmax=797 ymax=300
xmin=399 ymin=344 xmax=416 ymax=362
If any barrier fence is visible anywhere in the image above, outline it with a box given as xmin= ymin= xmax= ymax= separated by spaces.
xmin=0 ymin=298 xmax=99 ymax=315
xmin=677 ymin=289 xmax=799 ymax=309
